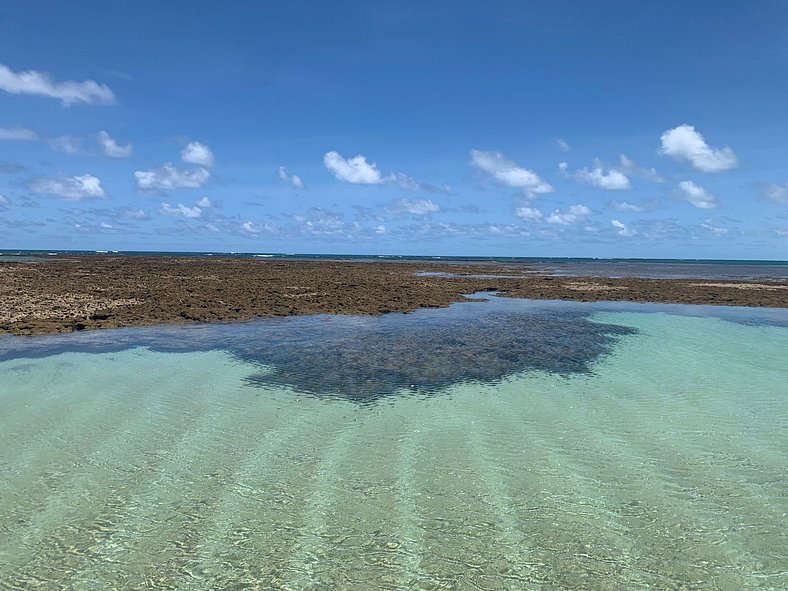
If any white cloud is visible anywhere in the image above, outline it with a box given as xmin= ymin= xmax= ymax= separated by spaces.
xmin=181 ymin=141 xmax=215 ymax=167
xmin=0 ymin=63 xmax=116 ymax=106
xmin=97 ymin=131 xmax=132 ymax=158
xmin=610 ymin=200 xmax=645 ymax=213
xmin=618 ymin=154 xmax=664 ymax=182
xmin=660 ymin=124 xmax=738 ymax=172
xmin=514 ymin=206 xmax=543 ymax=221
xmin=375 ymin=224 xmax=387 ymax=234
xmin=470 ymin=150 xmax=553 ymax=197
xmin=134 ymin=163 xmax=210 ymax=193
xmin=393 ymin=172 xmax=451 ymax=193
xmin=611 ymin=219 xmax=637 ymax=236
xmin=546 ymin=204 xmax=591 ymax=225
xmin=323 ymin=151 xmax=384 ymax=184
xmin=389 ymin=198 xmax=441 ymax=215
xmin=100 ymin=222 xmax=113 ymax=229
xmin=241 ymin=221 xmax=260 ymax=233
xmin=0 ymin=194 xmax=9 ymax=205
xmin=278 ymin=166 xmax=305 ymax=189
xmin=159 ymin=202 xmax=202 ymax=218
xmin=700 ymin=222 xmax=728 ymax=236
xmin=28 ymin=173 xmax=106 ymax=201
xmin=677 ymin=180 xmax=718 ymax=209
xmin=196 ymin=196 xmax=215 ymax=208
xmin=119 ymin=207 xmax=148 ymax=220
xmin=0 ymin=126 xmax=38 ymax=141
xmin=571 ymin=161 xmax=631 ymax=190
xmin=764 ymin=183 xmax=788 ymax=204
xmin=49 ymin=135 xmax=82 ymax=155
xmin=555 ymin=138 xmax=570 ymax=152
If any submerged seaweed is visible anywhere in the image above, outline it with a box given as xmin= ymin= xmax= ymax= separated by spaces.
xmin=0 ymin=297 xmax=641 ymax=402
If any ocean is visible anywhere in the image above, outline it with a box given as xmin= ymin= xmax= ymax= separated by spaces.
xmin=1 ymin=296 xmax=786 ymax=589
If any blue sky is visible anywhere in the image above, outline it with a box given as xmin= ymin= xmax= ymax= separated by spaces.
xmin=1 ymin=0 xmax=787 ymax=258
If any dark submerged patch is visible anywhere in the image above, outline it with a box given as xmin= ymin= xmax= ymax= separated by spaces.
xmin=0 ymin=298 xmax=639 ymax=402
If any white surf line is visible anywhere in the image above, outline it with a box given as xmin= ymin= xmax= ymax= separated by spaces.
xmin=281 ymin=416 xmax=362 ymax=590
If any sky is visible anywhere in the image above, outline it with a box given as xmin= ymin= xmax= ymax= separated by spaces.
xmin=1 ymin=0 xmax=788 ymax=258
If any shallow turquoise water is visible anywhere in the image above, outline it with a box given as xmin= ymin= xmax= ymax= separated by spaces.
xmin=0 ymin=300 xmax=786 ymax=590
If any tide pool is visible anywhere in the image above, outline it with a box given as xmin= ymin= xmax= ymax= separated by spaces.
xmin=0 ymin=299 xmax=786 ymax=590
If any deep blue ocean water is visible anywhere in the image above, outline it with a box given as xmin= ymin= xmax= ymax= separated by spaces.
xmin=2 ymin=249 xmax=788 ymax=280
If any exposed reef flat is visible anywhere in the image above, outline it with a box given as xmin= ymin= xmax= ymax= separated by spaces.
xmin=2 ymin=256 xmax=787 ymax=335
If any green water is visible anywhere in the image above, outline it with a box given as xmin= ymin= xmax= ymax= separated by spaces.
xmin=0 ymin=310 xmax=786 ymax=590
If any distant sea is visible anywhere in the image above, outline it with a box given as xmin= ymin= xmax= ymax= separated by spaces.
xmin=2 ymin=249 xmax=788 ymax=280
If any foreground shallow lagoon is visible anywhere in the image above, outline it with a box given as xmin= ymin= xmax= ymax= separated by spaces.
xmin=1 ymin=298 xmax=786 ymax=590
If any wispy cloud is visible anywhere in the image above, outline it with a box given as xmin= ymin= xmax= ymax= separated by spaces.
xmin=555 ymin=138 xmax=570 ymax=152
xmin=134 ymin=163 xmax=211 ymax=193
xmin=763 ymin=182 xmax=788 ymax=204
xmin=677 ymin=180 xmax=718 ymax=209
xmin=388 ymin=198 xmax=441 ymax=215
xmin=660 ymin=124 xmax=737 ymax=172
xmin=611 ymin=219 xmax=637 ymax=236
xmin=278 ymin=166 xmax=305 ymax=189
xmin=0 ymin=126 xmax=38 ymax=141
xmin=546 ymin=204 xmax=591 ymax=225
xmin=0 ymin=63 xmax=116 ymax=106
xmin=97 ymin=131 xmax=132 ymax=158
xmin=159 ymin=202 xmax=202 ymax=218
xmin=28 ymin=173 xmax=106 ymax=201
xmin=470 ymin=150 xmax=553 ymax=197
xmin=562 ymin=159 xmax=631 ymax=190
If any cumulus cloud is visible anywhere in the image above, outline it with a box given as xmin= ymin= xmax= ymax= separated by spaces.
xmin=241 ymin=221 xmax=260 ymax=233
xmin=763 ymin=183 xmax=788 ymax=204
xmin=514 ymin=206 xmax=543 ymax=221
xmin=611 ymin=219 xmax=637 ymax=236
xmin=677 ymin=180 xmax=718 ymax=209
xmin=323 ymin=151 xmax=385 ymax=184
xmin=0 ymin=63 xmax=116 ymax=106
xmin=278 ymin=166 xmax=305 ymax=189
xmin=660 ymin=124 xmax=737 ymax=172
xmin=196 ymin=196 xmax=215 ymax=208
xmin=28 ymin=173 xmax=106 ymax=201
xmin=181 ymin=141 xmax=214 ymax=167
xmin=388 ymin=198 xmax=441 ymax=215
xmin=470 ymin=150 xmax=553 ymax=197
xmin=159 ymin=202 xmax=202 ymax=218
xmin=0 ymin=126 xmax=38 ymax=141
xmin=97 ymin=131 xmax=132 ymax=158
xmin=546 ymin=204 xmax=591 ymax=225
xmin=134 ymin=163 xmax=210 ymax=193
xmin=569 ymin=160 xmax=631 ymax=190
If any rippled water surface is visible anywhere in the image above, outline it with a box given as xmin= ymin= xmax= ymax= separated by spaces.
xmin=1 ymin=299 xmax=786 ymax=590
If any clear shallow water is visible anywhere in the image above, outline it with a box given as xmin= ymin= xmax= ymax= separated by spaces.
xmin=1 ymin=299 xmax=786 ymax=590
